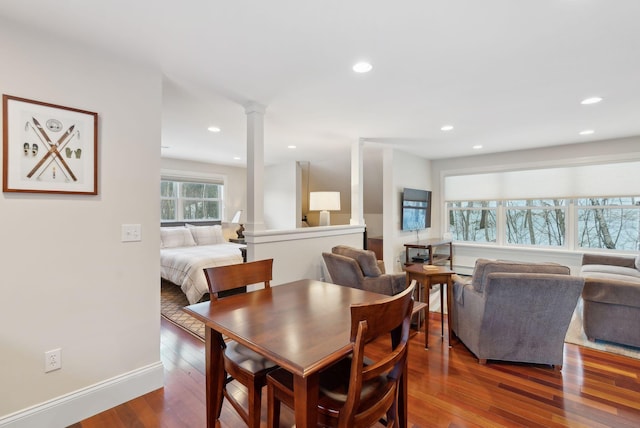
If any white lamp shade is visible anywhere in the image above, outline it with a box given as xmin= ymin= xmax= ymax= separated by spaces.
xmin=231 ymin=210 xmax=242 ymax=224
xmin=309 ymin=192 xmax=341 ymax=211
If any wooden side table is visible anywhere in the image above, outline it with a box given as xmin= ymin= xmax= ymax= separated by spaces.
xmin=404 ymin=238 xmax=453 ymax=268
xmin=404 ymin=264 xmax=455 ymax=348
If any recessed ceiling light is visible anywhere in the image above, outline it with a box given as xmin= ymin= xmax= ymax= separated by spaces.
xmin=472 ymin=145 xmax=483 ymax=150
xmin=441 ymin=125 xmax=454 ymax=131
xmin=233 ymin=156 xmax=241 ymax=160
xmin=287 ymin=145 xmax=297 ymax=149
xmin=207 ymin=126 xmax=221 ymax=133
xmin=581 ymin=97 xmax=603 ymax=105
xmin=579 ymin=129 xmax=595 ymax=135
xmin=352 ymin=62 xmax=373 ymax=73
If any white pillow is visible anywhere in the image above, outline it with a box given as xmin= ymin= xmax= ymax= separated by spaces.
xmin=160 ymin=227 xmax=197 ymax=248
xmin=186 ymin=224 xmax=225 ymax=245
xmin=636 ymin=254 xmax=640 ymax=271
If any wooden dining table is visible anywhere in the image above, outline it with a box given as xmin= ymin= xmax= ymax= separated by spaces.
xmin=183 ymin=279 xmax=408 ymax=428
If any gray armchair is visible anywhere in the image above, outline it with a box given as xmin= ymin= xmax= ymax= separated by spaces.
xmin=452 ymin=259 xmax=584 ymax=369
xmin=322 ymin=245 xmax=406 ymax=296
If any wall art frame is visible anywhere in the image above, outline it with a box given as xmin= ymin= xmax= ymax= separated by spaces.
xmin=2 ymin=94 xmax=98 ymax=195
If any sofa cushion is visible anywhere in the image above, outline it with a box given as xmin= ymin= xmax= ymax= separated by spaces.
xmin=332 ymin=245 xmax=382 ymax=277
xmin=471 ymin=258 xmax=569 ymax=293
xmin=636 ymin=254 xmax=640 ymax=271
xmin=581 ymin=264 xmax=640 ymax=279
xmin=582 ymin=278 xmax=640 ymax=308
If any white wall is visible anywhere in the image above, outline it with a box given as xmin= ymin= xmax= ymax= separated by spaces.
xmin=363 ymin=145 xmax=384 ymax=236
xmin=0 ymin=20 xmax=162 ymax=426
xmin=305 ymin=155 xmax=351 ymax=226
xmin=248 ymin=226 xmax=365 ymax=284
xmin=363 ymin=214 xmax=383 ymax=237
xmin=264 ymin=161 xmax=300 ymax=230
xmin=383 ymin=149 xmax=433 ymax=273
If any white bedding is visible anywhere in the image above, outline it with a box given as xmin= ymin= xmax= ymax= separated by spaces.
xmin=160 ymin=243 xmax=245 ymax=304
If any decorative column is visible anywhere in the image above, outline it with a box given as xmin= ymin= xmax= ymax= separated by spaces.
xmin=245 ymin=102 xmax=266 ymax=233
xmin=350 ymin=138 xmax=365 ymax=226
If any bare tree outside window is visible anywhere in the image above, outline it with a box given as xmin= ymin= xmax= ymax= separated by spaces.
xmin=161 ymin=180 xmax=223 ymax=222
xmin=448 ymin=201 xmax=497 ymax=242
xmin=506 ymin=200 xmax=566 ymax=246
xmin=578 ymin=197 xmax=640 ymax=250
xmin=447 ymin=196 xmax=639 ymax=251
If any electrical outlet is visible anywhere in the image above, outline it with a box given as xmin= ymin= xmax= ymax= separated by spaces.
xmin=45 ymin=348 xmax=61 ymax=373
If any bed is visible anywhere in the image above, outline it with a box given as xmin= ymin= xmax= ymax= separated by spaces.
xmin=160 ymin=223 xmax=245 ymax=304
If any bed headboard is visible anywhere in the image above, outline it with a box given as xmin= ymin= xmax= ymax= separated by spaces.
xmin=161 ymin=220 xmax=222 ymax=228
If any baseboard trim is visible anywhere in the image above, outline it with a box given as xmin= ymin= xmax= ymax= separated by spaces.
xmin=0 ymin=361 xmax=164 ymax=428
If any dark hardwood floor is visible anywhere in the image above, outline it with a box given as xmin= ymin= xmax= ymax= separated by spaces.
xmin=72 ymin=314 xmax=640 ymax=427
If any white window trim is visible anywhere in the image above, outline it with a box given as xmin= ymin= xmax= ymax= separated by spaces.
xmin=161 ymin=171 xmax=227 ymax=222
xmin=447 ymin=198 xmax=639 ymax=253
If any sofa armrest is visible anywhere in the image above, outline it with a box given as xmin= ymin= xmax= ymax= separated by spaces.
xmin=362 ymin=273 xmax=406 ymax=296
xmin=389 ymin=273 xmax=407 ymax=295
xmin=322 ymin=252 xmax=365 ymax=288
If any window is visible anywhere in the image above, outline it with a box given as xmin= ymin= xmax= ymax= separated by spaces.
xmin=447 ymin=196 xmax=640 ymax=252
xmin=577 ymin=197 xmax=640 ymax=250
xmin=505 ymin=199 xmax=566 ymax=247
xmin=444 ymin=160 xmax=640 ymax=252
xmin=448 ymin=201 xmax=497 ymax=243
xmin=161 ymin=180 xmax=223 ymax=222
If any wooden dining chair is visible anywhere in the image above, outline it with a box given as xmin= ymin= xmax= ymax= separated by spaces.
xmin=203 ymin=258 xmax=277 ymax=428
xmin=266 ymin=281 xmax=416 ymax=428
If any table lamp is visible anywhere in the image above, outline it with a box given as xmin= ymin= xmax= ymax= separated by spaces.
xmin=309 ymin=191 xmax=340 ymax=226
xmin=231 ymin=210 xmax=244 ymax=238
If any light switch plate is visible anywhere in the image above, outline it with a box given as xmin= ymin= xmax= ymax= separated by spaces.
xmin=121 ymin=224 xmax=141 ymax=242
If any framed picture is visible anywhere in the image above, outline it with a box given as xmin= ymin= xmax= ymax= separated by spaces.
xmin=2 ymin=95 xmax=98 ymax=194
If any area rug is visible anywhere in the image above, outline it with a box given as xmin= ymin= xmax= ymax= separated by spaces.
xmin=565 ymin=298 xmax=640 ymax=360
xmin=161 ymin=280 xmax=206 ymax=341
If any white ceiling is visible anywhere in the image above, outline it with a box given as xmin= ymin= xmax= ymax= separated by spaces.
xmin=2 ymin=1 xmax=640 ymax=167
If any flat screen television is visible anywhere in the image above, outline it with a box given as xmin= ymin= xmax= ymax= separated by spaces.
xmin=401 ymin=188 xmax=432 ymax=231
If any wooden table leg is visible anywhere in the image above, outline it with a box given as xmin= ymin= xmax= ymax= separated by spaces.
xmin=440 ymin=282 xmax=445 ymax=337
xmin=399 ymin=357 xmax=408 ymax=428
xmin=424 ymin=280 xmax=430 ymax=349
xmin=407 ymin=273 xmax=429 ymax=349
xmin=446 ymin=277 xmax=454 ymax=347
xmin=205 ymin=327 xmax=226 ymax=428
xmin=293 ymin=372 xmax=319 ymax=428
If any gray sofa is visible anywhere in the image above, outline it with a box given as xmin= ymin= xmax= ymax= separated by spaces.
xmin=322 ymin=245 xmax=406 ymax=296
xmin=580 ymin=253 xmax=640 ymax=348
xmin=452 ymin=259 xmax=584 ymax=369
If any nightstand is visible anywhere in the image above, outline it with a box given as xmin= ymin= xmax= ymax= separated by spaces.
xmin=229 ymin=238 xmax=247 ymax=261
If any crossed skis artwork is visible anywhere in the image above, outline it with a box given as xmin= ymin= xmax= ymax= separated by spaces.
xmin=23 ymin=117 xmax=80 ymax=182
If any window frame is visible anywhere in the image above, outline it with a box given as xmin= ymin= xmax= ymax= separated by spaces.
xmin=161 ymin=178 xmax=224 ymax=223
xmin=446 ymin=196 xmax=640 ymax=252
